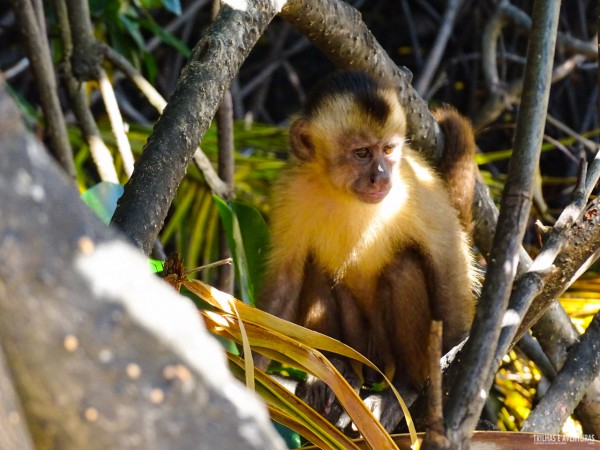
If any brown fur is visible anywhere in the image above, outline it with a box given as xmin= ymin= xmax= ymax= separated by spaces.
xmin=257 ymin=71 xmax=478 ymax=432
xmin=434 ymin=105 xmax=477 ymax=233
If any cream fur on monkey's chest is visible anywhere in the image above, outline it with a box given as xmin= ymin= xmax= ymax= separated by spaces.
xmin=295 ymin=159 xmax=429 ymax=281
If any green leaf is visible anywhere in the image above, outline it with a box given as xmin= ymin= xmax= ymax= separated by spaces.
xmin=214 ymin=197 xmax=250 ymax=304
xmin=231 ymin=200 xmax=270 ymax=295
xmin=80 ymin=182 xmax=124 ymax=224
xmin=138 ymin=0 xmax=162 ymax=9
xmin=137 ymin=17 xmax=190 ymax=57
xmin=119 ymin=13 xmax=146 ymax=50
xmin=213 ymin=198 xmax=270 ymax=306
xmin=149 ymin=259 xmax=165 ymax=273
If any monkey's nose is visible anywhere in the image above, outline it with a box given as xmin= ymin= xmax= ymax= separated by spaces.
xmin=370 ymin=173 xmax=390 ymax=187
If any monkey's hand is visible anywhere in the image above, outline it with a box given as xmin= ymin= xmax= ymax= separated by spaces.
xmin=295 ymin=356 xmax=361 ymax=427
xmin=361 ymin=385 xmax=419 ymax=433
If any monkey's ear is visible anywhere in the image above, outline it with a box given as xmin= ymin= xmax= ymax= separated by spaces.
xmin=290 ymin=119 xmax=315 ymax=161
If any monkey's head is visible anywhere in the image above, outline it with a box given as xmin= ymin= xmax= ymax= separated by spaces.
xmin=289 ymin=71 xmax=406 ymax=204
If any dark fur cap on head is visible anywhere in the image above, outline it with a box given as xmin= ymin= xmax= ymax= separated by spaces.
xmin=303 ymin=71 xmax=391 ymax=125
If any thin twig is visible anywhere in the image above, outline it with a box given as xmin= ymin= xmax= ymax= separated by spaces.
xmin=530 ymin=161 xmax=588 ymax=273
xmin=192 ymin=149 xmax=231 ymax=199
xmin=186 ymin=258 xmax=233 ymax=275
xmin=146 ymin=0 xmax=212 ymax=53
xmin=476 ymin=53 xmax=588 ymax=129
xmin=9 ymin=0 xmax=75 ymax=179
xmin=216 ymin=90 xmax=235 ymax=293
xmin=546 ymin=114 xmax=598 ymax=153
xmin=101 ymin=44 xmax=167 ymax=113
xmin=415 ymin=0 xmax=463 ymax=95
xmin=240 ymin=38 xmax=310 ymax=99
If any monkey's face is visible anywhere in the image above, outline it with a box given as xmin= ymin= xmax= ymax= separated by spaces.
xmin=333 ymin=132 xmax=404 ymax=204
xmin=288 ymin=83 xmax=407 ymax=204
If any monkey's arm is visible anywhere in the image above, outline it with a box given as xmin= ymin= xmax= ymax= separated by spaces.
xmin=257 ymin=264 xmax=304 ymax=322
xmin=432 ymin=106 xmax=476 ymax=233
xmin=253 ymin=263 xmax=304 ymax=371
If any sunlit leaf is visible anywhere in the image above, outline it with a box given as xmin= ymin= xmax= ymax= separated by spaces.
xmin=186 ymin=280 xmax=420 ymax=450
xmin=229 ymin=355 xmax=360 ymax=450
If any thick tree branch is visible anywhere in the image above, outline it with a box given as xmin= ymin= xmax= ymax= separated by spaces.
xmin=111 ymin=1 xmax=278 ymax=254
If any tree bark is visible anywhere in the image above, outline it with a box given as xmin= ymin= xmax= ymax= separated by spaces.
xmin=0 ymin=346 xmax=34 ymax=450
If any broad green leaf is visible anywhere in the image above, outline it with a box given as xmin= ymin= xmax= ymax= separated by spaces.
xmin=231 ymin=200 xmax=270 ymax=295
xmin=214 ymin=196 xmax=253 ymax=305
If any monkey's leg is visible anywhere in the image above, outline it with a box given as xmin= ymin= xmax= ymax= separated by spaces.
xmin=371 ymin=248 xmax=433 ymax=432
xmin=294 ymin=263 xmax=362 ymax=425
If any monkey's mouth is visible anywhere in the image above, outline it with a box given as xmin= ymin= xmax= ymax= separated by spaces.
xmin=355 ymin=189 xmax=390 ymax=204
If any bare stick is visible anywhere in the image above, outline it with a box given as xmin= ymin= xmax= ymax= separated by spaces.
xmin=98 ymin=70 xmax=135 ymax=179
xmin=415 ymin=0 xmax=463 ymax=95
xmin=422 ymin=321 xmax=449 ymax=450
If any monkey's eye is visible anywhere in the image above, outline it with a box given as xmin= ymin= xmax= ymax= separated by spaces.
xmin=354 ymin=148 xmax=370 ymax=159
xmin=383 ymin=145 xmax=394 ymax=155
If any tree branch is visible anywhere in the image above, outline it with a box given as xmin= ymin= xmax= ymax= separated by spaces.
xmin=8 ymin=0 xmax=75 ymax=180
xmin=414 ymin=0 xmax=463 ymax=96
xmin=445 ymin=2 xmax=561 ymax=446
xmin=52 ymin=0 xmax=119 ymax=183
xmin=522 ymin=311 xmax=600 ymax=433
xmin=111 ymin=1 xmax=278 ymax=254
xmin=65 ymin=0 xmax=102 ymax=80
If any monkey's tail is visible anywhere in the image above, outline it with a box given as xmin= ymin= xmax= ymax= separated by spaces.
xmin=432 ymin=105 xmax=476 ymax=235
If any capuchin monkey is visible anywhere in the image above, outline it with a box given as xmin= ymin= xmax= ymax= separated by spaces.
xmin=257 ymin=70 xmax=479 ymax=432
